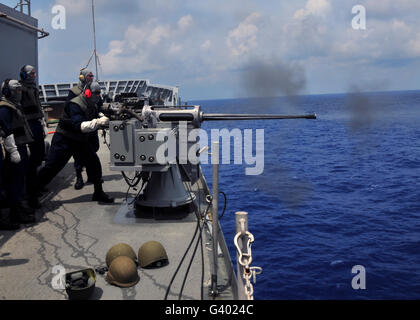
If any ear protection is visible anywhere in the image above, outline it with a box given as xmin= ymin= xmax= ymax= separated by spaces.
xmin=1 ymin=79 xmax=11 ymax=98
xmin=84 ymin=88 xmax=92 ymax=99
xmin=79 ymin=73 xmax=85 ymax=82
xmin=20 ymin=65 xmax=28 ymax=80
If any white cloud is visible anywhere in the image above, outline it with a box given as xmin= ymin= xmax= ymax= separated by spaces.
xmin=200 ymin=40 xmax=211 ymax=51
xmin=178 ymin=15 xmax=193 ymax=31
xmin=226 ymin=12 xmax=262 ymax=57
xmin=100 ymin=16 xmax=199 ymax=76
xmin=293 ymin=0 xmax=331 ymax=20
xmin=35 ymin=0 xmax=420 ymax=98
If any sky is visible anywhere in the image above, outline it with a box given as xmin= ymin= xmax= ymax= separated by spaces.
xmin=2 ymin=0 xmax=420 ymax=100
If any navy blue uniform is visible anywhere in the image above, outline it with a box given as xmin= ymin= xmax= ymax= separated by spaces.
xmin=26 ymin=118 xmax=45 ymax=197
xmin=20 ymin=81 xmax=46 ymax=203
xmin=37 ymin=100 xmax=102 ymax=189
xmin=67 ymin=88 xmax=100 ymax=173
xmin=0 ymin=105 xmax=29 ymax=206
xmin=0 ymin=107 xmax=13 ymax=209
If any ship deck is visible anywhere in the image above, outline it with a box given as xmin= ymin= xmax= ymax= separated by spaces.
xmin=0 ymin=127 xmax=236 ymax=300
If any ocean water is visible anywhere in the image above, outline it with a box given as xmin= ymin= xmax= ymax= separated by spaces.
xmin=192 ymin=91 xmax=420 ymax=300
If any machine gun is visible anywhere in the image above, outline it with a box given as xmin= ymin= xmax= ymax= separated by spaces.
xmin=106 ymin=103 xmax=316 ymax=216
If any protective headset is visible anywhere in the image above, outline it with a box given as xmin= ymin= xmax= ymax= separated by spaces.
xmin=84 ymin=88 xmax=92 ymax=98
xmin=83 ymin=83 xmax=92 ymax=98
xmin=1 ymin=79 xmax=11 ymax=98
xmin=20 ymin=65 xmax=28 ymax=80
xmin=79 ymin=68 xmax=91 ymax=82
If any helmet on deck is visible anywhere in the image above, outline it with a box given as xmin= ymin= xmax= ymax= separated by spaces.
xmin=106 ymin=256 xmax=139 ymax=288
xmin=105 ymin=243 xmax=137 ymax=267
xmin=138 ymin=241 xmax=169 ymax=268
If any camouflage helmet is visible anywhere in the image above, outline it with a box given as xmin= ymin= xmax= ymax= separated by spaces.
xmin=105 ymin=243 xmax=137 ymax=267
xmin=106 ymin=256 xmax=139 ymax=288
xmin=138 ymin=241 xmax=169 ymax=268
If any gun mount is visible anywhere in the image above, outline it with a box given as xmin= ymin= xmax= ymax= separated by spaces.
xmin=106 ymin=104 xmax=316 ymax=217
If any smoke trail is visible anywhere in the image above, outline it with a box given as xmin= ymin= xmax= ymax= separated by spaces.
xmin=345 ymin=81 xmax=392 ymax=131
xmin=239 ymin=57 xmax=307 ymax=108
xmin=235 ymin=57 xmax=312 ymax=208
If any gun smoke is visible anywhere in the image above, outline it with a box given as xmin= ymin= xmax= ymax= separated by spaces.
xmin=239 ymin=57 xmax=307 ymax=112
xmin=345 ymin=86 xmax=389 ymax=131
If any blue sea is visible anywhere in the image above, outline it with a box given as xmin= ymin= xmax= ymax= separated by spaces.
xmin=193 ymin=91 xmax=420 ymax=300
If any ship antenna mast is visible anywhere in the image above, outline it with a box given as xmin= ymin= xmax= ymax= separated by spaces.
xmin=14 ymin=0 xmax=31 ymax=16
xmin=91 ymin=0 xmax=99 ymax=80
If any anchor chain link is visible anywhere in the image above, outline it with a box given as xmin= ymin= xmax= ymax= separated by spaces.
xmin=234 ymin=219 xmax=263 ymax=300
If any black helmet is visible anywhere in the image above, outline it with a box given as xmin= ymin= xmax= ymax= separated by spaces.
xmin=65 ymin=268 xmax=96 ymax=300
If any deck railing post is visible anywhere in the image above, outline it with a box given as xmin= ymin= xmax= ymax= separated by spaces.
xmin=210 ymin=141 xmax=219 ymax=296
xmin=235 ymin=211 xmax=248 ymax=300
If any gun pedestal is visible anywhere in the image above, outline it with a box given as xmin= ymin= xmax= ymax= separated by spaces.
xmin=134 ymin=164 xmax=196 ymax=219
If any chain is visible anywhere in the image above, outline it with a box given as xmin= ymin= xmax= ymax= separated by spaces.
xmin=234 ymin=219 xmax=263 ymax=300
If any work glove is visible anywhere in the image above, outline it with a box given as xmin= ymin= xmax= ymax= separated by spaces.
xmin=4 ymin=134 xmax=21 ymax=164
xmin=97 ymin=116 xmax=109 ymax=127
xmin=80 ymin=119 xmax=100 ymax=133
xmin=80 ymin=116 xmax=109 ymax=133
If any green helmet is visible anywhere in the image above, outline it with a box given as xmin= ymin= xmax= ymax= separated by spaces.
xmin=106 ymin=243 xmax=137 ymax=267
xmin=106 ymin=256 xmax=139 ymax=288
xmin=138 ymin=241 xmax=169 ymax=268
xmin=65 ymin=268 xmax=96 ymax=300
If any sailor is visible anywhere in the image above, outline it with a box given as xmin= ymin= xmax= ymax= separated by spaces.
xmin=154 ymin=94 xmax=164 ymax=106
xmin=19 ymin=65 xmax=47 ymax=209
xmin=0 ymin=93 xmax=21 ymax=230
xmin=68 ymin=68 xmax=100 ymax=190
xmin=37 ymin=81 xmax=113 ymax=203
xmin=0 ymin=79 xmax=36 ymax=224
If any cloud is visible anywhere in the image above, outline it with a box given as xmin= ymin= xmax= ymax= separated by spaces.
xmin=99 ymin=15 xmax=197 ymax=76
xmin=34 ymin=0 xmax=420 ymax=99
xmin=226 ymin=12 xmax=262 ymax=57
xmin=177 ymin=15 xmax=193 ymax=31
xmin=293 ymin=0 xmax=331 ymax=20
xmin=200 ymin=40 xmax=211 ymax=51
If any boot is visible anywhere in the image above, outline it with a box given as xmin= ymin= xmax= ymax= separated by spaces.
xmin=28 ymin=196 xmax=41 ymax=209
xmin=92 ymin=183 xmax=114 ymax=204
xmin=36 ymin=187 xmax=49 ymax=197
xmin=74 ymin=169 xmax=84 ymax=190
xmin=0 ymin=208 xmax=20 ymax=231
xmin=0 ymin=219 xmax=20 ymax=230
xmin=11 ymin=202 xmax=36 ymax=224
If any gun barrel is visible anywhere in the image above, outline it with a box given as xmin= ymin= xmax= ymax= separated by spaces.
xmin=202 ymin=113 xmax=317 ymax=121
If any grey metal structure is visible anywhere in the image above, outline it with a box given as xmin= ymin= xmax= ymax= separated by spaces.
xmin=39 ymin=80 xmax=179 ymax=106
xmin=0 ymin=2 xmax=44 ymax=88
